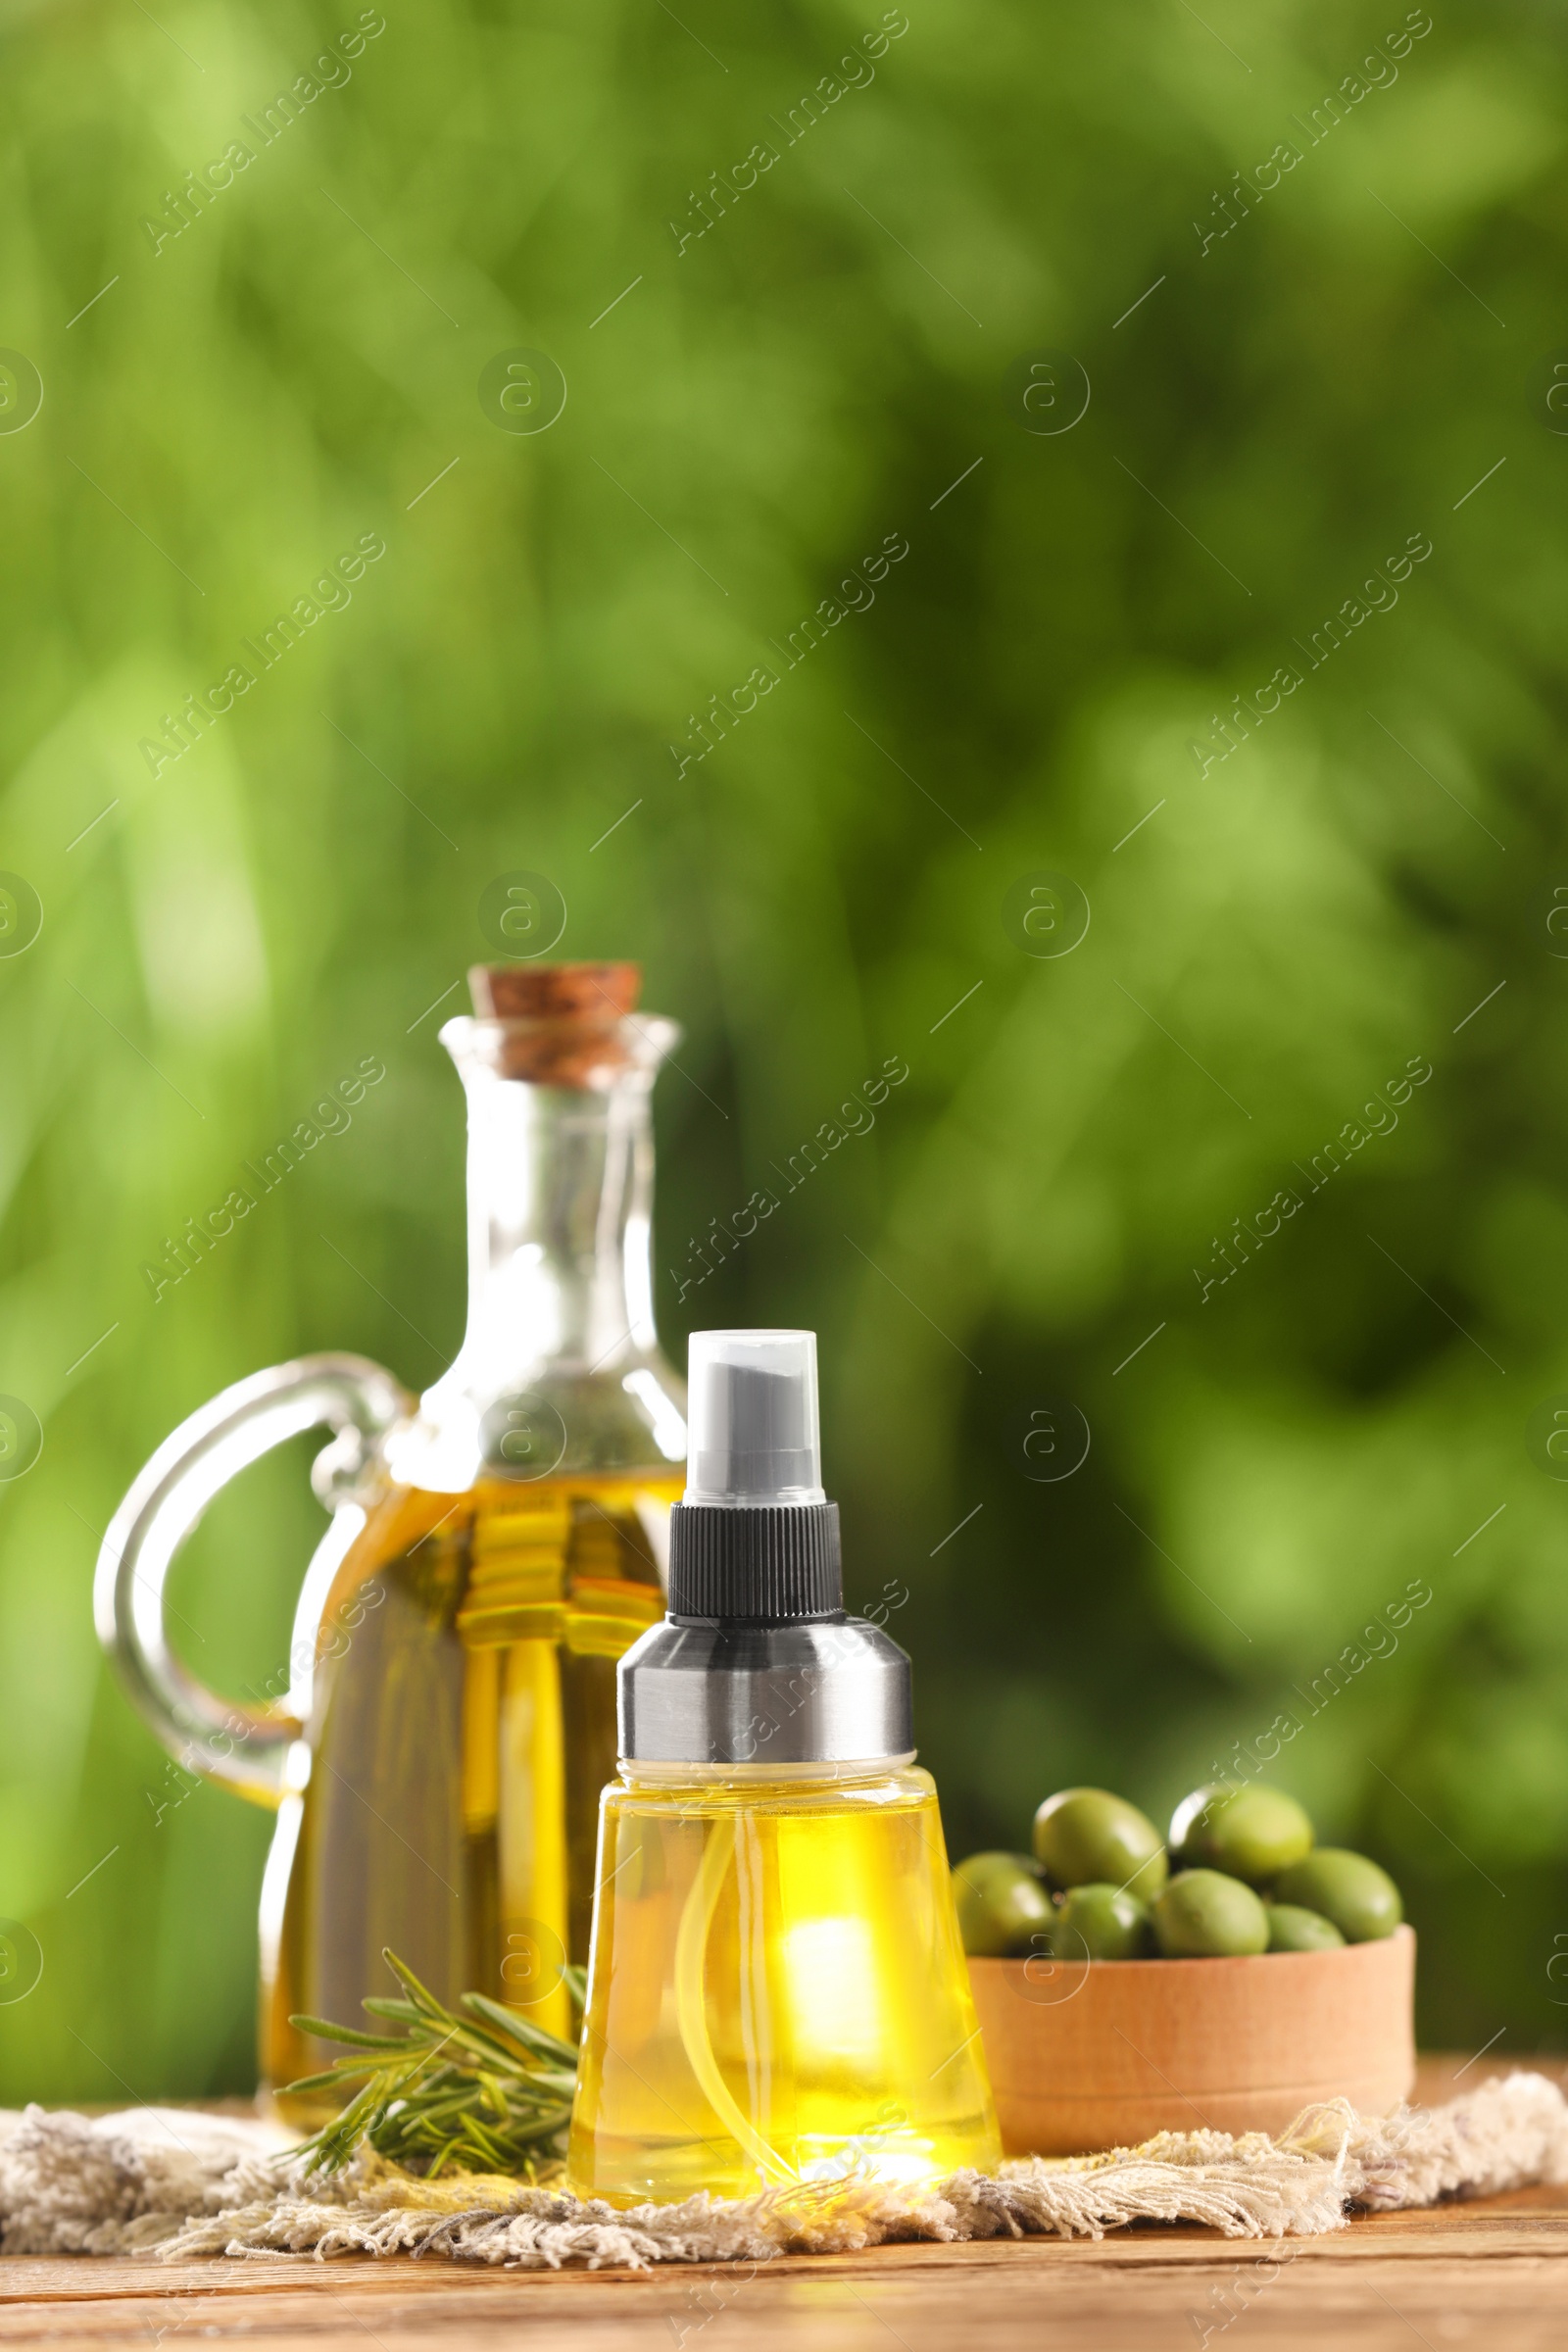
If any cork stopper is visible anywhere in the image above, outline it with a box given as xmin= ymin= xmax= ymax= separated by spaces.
xmin=469 ymin=963 xmax=641 ymax=1020
xmin=467 ymin=961 xmax=642 ymax=1085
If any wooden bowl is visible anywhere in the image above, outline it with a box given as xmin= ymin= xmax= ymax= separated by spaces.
xmin=968 ymin=1925 xmax=1415 ymax=2155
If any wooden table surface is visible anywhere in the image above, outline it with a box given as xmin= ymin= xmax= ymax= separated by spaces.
xmin=4 ymin=2058 xmax=1564 ymax=2351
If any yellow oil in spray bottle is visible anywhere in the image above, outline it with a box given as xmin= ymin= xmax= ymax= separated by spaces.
xmin=567 ymin=1330 xmax=1000 ymax=2205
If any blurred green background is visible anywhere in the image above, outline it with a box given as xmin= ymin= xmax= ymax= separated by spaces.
xmin=2 ymin=0 xmax=1566 ymax=2098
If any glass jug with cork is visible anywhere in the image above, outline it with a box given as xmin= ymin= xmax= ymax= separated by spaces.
xmin=95 ymin=961 xmax=687 ymax=2106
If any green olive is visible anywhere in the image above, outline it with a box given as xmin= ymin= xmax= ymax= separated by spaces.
xmin=1052 ymin=1882 xmax=1152 ymax=1960
xmin=1266 ymin=1902 xmax=1346 ymax=1953
xmin=1152 ymin=1869 xmax=1269 ymax=1957
xmin=1273 ymin=1849 xmax=1402 ymax=1943
xmin=1168 ymin=1783 xmax=1230 ymax=1870
xmin=1033 ymin=1788 xmax=1168 ymax=1901
xmin=1169 ymin=1783 xmax=1314 ymax=1886
xmin=952 ymin=1851 xmax=1053 ymax=1957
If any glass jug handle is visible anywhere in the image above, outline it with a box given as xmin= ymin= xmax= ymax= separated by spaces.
xmin=94 ymin=1352 xmax=413 ymax=1806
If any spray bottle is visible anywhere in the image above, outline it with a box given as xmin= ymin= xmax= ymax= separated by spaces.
xmin=566 ymin=1328 xmax=1000 ymax=2205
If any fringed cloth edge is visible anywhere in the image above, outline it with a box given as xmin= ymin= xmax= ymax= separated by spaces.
xmin=2 ymin=2071 xmax=1565 ymax=2268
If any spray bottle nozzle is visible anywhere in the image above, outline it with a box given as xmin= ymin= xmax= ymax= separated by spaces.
xmin=684 ymin=1329 xmax=825 ymax=1508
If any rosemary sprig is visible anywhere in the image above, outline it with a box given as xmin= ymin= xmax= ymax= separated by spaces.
xmin=286 ymin=1948 xmax=584 ymax=2179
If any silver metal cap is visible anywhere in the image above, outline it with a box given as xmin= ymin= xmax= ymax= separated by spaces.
xmin=618 ymin=1616 xmax=913 ymax=1764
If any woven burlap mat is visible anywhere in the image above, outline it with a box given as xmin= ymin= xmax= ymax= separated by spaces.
xmin=3 ymin=2072 xmax=1565 ymax=2267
